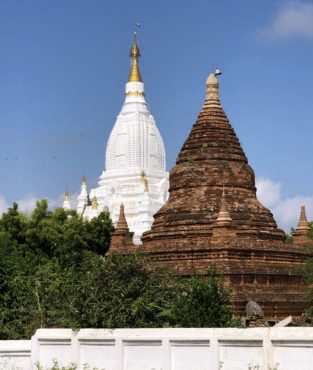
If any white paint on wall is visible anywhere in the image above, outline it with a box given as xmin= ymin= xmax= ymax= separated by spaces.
xmin=1 ymin=328 xmax=313 ymax=370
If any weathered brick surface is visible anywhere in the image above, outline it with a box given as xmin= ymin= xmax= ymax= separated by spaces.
xmin=293 ymin=205 xmax=312 ymax=246
xmin=140 ymin=238 xmax=308 ymax=318
xmin=110 ymin=203 xmax=135 ymax=252
xmin=138 ymin=74 xmax=311 ymax=319
xmin=142 ymin=102 xmax=284 ymax=242
xmin=108 ymin=75 xmax=312 ymax=319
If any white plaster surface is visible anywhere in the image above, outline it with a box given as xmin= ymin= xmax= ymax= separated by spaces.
xmin=272 ymin=340 xmax=313 ymax=370
xmin=0 ymin=340 xmax=31 ymax=369
xmin=76 ymin=75 xmax=169 ymax=245
xmin=123 ymin=340 xmax=163 ymax=370
xmin=31 ymin=329 xmax=73 ymax=369
xmin=1 ymin=328 xmax=313 ymax=369
xmin=170 ymin=340 xmax=210 ymax=370
xmin=219 ymin=340 xmax=264 ymax=370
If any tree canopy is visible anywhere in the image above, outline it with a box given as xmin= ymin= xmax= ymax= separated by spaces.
xmin=0 ymin=201 xmax=235 ymax=339
xmin=302 ymin=221 xmax=313 ymax=321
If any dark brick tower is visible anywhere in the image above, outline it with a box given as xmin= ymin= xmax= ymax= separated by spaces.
xmin=139 ymin=73 xmax=310 ymax=319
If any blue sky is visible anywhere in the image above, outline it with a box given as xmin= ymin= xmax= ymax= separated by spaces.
xmin=0 ymin=0 xmax=312 ymax=230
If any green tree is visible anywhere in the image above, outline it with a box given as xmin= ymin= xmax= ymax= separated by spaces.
xmin=0 ymin=231 xmax=39 ymax=339
xmin=0 ymin=202 xmax=27 ymax=246
xmin=168 ymin=266 xmax=233 ymax=327
xmin=85 ymin=211 xmax=113 ymax=255
xmin=21 ymin=252 xmax=234 ymax=330
xmin=56 ymin=252 xmax=177 ymax=329
xmin=302 ymin=221 xmax=313 ymax=321
xmin=0 ymin=200 xmax=235 ymax=338
xmin=0 ymin=200 xmax=114 ymax=338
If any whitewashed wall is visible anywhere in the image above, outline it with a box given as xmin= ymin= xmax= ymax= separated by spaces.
xmin=0 ymin=340 xmax=31 ymax=369
xmin=1 ymin=328 xmax=313 ymax=370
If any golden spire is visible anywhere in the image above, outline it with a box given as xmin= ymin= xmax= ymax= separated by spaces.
xmin=65 ymin=190 xmax=69 ymax=202
xmin=92 ymin=195 xmax=98 ymax=209
xmin=82 ymin=175 xmax=86 ymax=185
xmin=128 ymin=32 xmax=142 ymax=82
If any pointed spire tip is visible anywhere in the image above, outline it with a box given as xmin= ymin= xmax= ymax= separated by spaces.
xmin=128 ymin=32 xmax=142 ymax=82
xmin=205 ymin=72 xmax=220 ymax=105
xmin=115 ymin=202 xmax=129 ymax=232
xmin=295 ymin=204 xmax=310 ymax=232
xmin=216 ymin=188 xmax=232 ymax=225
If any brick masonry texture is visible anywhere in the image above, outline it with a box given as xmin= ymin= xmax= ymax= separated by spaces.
xmin=110 ymin=74 xmax=311 ymax=319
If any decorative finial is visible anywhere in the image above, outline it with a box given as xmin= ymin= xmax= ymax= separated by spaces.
xmin=116 ymin=203 xmax=129 ymax=232
xmin=295 ymin=204 xmax=310 ymax=232
xmin=205 ymin=72 xmax=220 ymax=106
xmin=128 ymin=32 xmax=142 ymax=82
xmin=91 ymin=195 xmax=98 ymax=209
xmin=216 ymin=188 xmax=232 ymax=225
xmin=82 ymin=175 xmax=86 ymax=185
xmin=63 ymin=189 xmax=71 ymax=210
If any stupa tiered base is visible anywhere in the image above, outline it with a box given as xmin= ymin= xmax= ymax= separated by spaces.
xmin=140 ymin=237 xmax=308 ymax=318
xmin=110 ymin=72 xmax=312 ymax=320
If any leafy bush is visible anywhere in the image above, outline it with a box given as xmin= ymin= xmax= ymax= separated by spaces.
xmin=167 ymin=266 xmax=233 ymax=327
xmin=302 ymin=221 xmax=313 ymax=321
xmin=0 ymin=201 xmax=235 ymax=339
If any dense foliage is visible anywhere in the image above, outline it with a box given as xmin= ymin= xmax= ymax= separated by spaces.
xmin=168 ymin=266 xmax=233 ymax=327
xmin=302 ymin=221 xmax=313 ymax=320
xmin=0 ymin=201 xmax=234 ymax=339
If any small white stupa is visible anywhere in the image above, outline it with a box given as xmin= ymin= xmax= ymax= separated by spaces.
xmin=63 ymin=190 xmax=71 ymax=211
xmin=75 ymin=33 xmax=169 ymax=244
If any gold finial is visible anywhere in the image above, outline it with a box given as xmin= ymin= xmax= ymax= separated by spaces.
xmin=65 ymin=190 xmax=69 ymax=201
xmin=128 ymin=32 xmax=142 ymax=82
xmin=82 ymin=175 xmax=86 ymax=185
xmin=140 ymin=170 xmax=149 ymax=192
xmin=92 ymin=195 xmax=98 ymax=209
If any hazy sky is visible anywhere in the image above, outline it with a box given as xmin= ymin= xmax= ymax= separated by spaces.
xmin=0 ymin=0 xmax=312 ymax=231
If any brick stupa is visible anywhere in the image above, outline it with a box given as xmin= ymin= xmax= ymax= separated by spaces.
xmin=110 ymin=203 xmax=134 ymax=252
xmin=137 ymin=73 xmax=311 ymax=319
xmin=293 ymin=205 xmax=311 ymax=246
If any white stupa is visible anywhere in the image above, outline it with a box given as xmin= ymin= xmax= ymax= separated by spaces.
xmin=63 ymin=190 xmax=71 ymax=211
xmin=76 ymin=33 xmax=169 ymax=244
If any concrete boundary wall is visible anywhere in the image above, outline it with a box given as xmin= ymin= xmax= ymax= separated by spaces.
xmin=1 ymin=328 xmax=313 ymax=369
xmin=0 ymin=340 xmax=31 ymax=369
